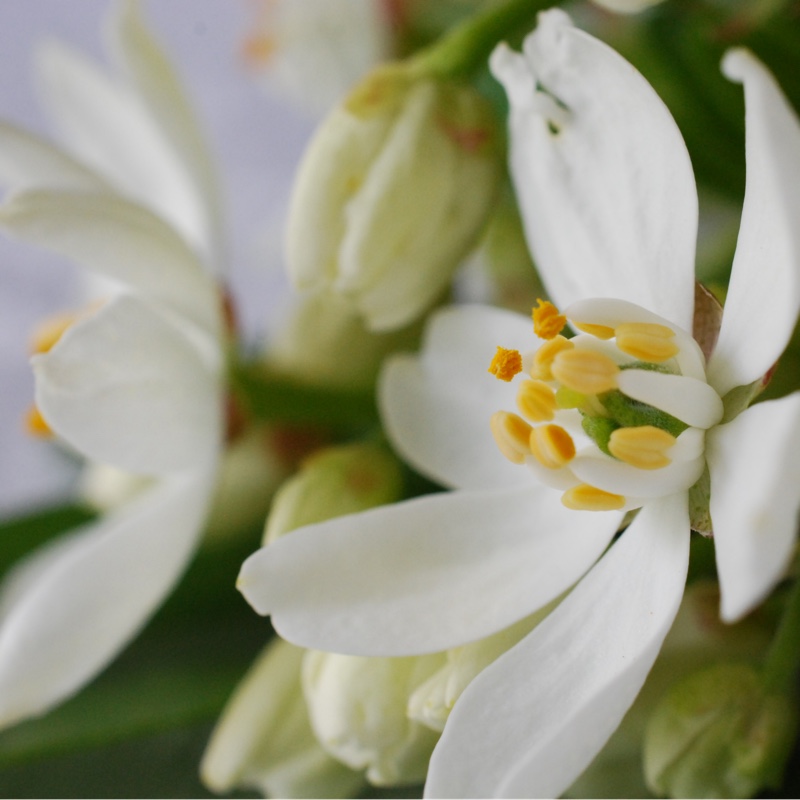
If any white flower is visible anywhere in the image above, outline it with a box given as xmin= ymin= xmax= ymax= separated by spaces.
xmin=0 ymin=0 xmax=226 ymax=728
xmin=237 ymin=9 xmax=800 ymax=797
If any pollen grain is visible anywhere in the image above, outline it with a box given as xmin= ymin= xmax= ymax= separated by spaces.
xmin=488 ymin=346 xmax=523 ymax=382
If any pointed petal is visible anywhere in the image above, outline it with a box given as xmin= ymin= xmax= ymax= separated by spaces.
xmin=0 ymin=189 xmax=220 ymax=336
xmin=33 ymin=295 xmax=221 ymax=475
xmin=238 ymin=485 xmax=622 ymax=656
xmin=707 ymin=51 xmax=800 ymax=396
xmin=0 ymin=470 xmax=214 ymax=729
xmin=425 ymin=492 xmax=689 ymax=799
xmin=706 ymin=393 xmax=800 ymax=622
xmin=35 ymin=38 xmax=208 ymax=256
xmin=0 ymin=122 xmax=106 ymax=193
xmin=106 ymin=0 xmax=223 ymax=265
xmin=380 ymin=305 xmax=534 ymax=489
xmin=489 ymin=11 xmax=697 ymax=329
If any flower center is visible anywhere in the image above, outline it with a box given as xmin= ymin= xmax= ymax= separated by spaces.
xmin=489 ymin=298 xmax=724 ymax=511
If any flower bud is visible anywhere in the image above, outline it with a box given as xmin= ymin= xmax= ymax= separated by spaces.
xmin=302 ymin=650 xmax=445 ymax=786
xmin=644 ymin=663 xmax=798 ymax=799
xmin=264 ymin=441 xmax=403 ymax=545
xmin=201 ymin=638 xmax=365 ymax=799
xmin=266 ymin=288 xmax=421 ymax=390
xmin=286 ymin=61 xmax=502 ymax=332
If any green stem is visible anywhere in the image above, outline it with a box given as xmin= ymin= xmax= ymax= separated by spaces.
xmin=762 ymin=576 xmax=800 ymax=695
xmin=409 ymin=0 xmax=549 ymax=80
xmin=230 ymin=362 xmax=379 ymax=431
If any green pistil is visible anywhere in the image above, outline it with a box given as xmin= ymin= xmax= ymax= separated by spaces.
xmin=599 ymin=389 xmax=689 ymax=438
xmin=581 ymin=415 xmax=619 ymax=456
xmin=619 ymin=361 xmax=676 ymax=375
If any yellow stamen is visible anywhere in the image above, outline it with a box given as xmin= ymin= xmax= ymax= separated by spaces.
xmin=573 ymin=322 xmax=615 ymax=340
xmin=517 ymin=379 xmax=558 ymax=422
xmin=529 ymin=424 xmax=575 ymax=469
xmin=490 ymin=411 xmax=533 ymax=464
xmin=561 ymin=484 xmax=625 ymax=511
xmin=29 ymin=312 xmax=79 ymax=355
xmin=615 ymin=322 xmax=679 ymax=362
xmin=551 ymin=348 xmax=619 ymax=395
xmin=25 ymin=405 xmax=53 ymax=438
xmin=608 ymin=425 xmax=676 ymax=470
xmin=488 ymin=346 xmax=523 ymax=382
xmin=533 ymin=299 xmax=566 ymax=340
xmin=531 ymin=335 xmax=573 ymax=381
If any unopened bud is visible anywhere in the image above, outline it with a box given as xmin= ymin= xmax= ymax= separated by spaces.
xmin=644 ymin=663 xmax=798 ymax=799
xmin=263 ymin=442 xmax=403 ymax=545
xmin=302 ymin=650 xmax=445 ymax=786
xmin=286 ymin=61 xmax=502 ymax=331
xmin=201 ymin=638 xmax=364 ymax=799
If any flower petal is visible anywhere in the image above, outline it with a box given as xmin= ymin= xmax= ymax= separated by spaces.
xmin=424 ymin=492 xmax=690 ymax=799
xmin=35 ymin=37 xmax=207 ymax=256
xmin=380 ymin=305 xmax=534 ymax=490
xmin=489 ymin=11 xmax=697 ymax=329
xmin=0 ymin=189 xmax=220 ymax=337
xmin=238 ymin=485 xmax=622 ymax=656
xmin=106 ymin=0 xmax=223 ymax=266
xmin=706 ymin=393 xmax=800 ymax=622
xmin=707 ymin=51 xmax=800 ymax=396
xmin=0 ymin=469 xmax=214 ymax=729
xmin=0 ymin=122 xmax=107 ymax=193
xmin=33 ymin=295 xmax=221 ymax=475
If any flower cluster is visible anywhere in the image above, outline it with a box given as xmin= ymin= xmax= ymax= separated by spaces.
xmin=1 ymin=1 xmax=800 ymax=798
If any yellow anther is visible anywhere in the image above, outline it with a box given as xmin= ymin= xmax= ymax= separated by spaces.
xmin=572 ymin=322 xmax=615 ymax=340
xmin=608 ymin=425 xmax=676 ymax=470
xmin=561 ymin=484 xmax=625 ymax=511
xmin=533 ymin=299 xmax=566 ymax=340
xmin=531 ymin=335 xmax=573 ymax=381
xmin=488 ymin=346 xmax=523 ymax=382
xmin=29 ymin=312 xmax=78 ymax=355
xmin=517 ymin=379 xmax=558 ymax=422
xmin=615 ymin=322 xmax=679 ymax=363
xmin=490 ymin=411 xmax=533 ymax=464
xmin=551 ymin=348 xmax=619 ymax=395
xmin=529 ymin=424 xmax=575 ymax=470
xmin=25 ymin=405 xmax=53 ymax=438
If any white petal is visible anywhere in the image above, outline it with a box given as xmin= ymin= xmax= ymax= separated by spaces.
xmin=33 ymin=295 xmax=221 ymax=475
xmin=617 ymin=369 xmax=724 ymax=429
xmin=424 ymin=492 xmax=690 ymax=799
xmin=706 ymin=393 xmax=800 ymax=622
xmin=707 ymin=51 xmax=800 ymax=396
xmin=0 ymin=122 xmax=107 ymax=193
xmin=106 ymin=0 xmax=223 ymax=266
xmin=571 ymin=452 xmax=704 ymax=499
xmin=0 ymin=189 xmax=220 ymax=337
xmin=238 ymin=485 xmax=622 ymax=656
xmin=489 ymin=12 xmax=697 ymax=330
xmin=35 ymin=38 xmax=208 ymax=258
xmin=379 ymin=305 xmax=534 ymax=490
xmin=0 ymin=469 xmax=214 ymax=729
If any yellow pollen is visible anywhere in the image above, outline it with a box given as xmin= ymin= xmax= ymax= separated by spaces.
xmin=488 ymin=346 xmax=523 ymax=382
xmin=561 ymin=484 xmax=625 ymax=511
xmin=517 ymin=379 xmax=558 ymax=422
xmin=25 ymin=405 xmax=53 ymax=438
xmin=29 ymin=312 xmax=79 ymax=355
xmin=490 ymin=411 xmax=533 ymax=464
xmin=529 ymin=424 xmax=575 ymax=469
xmin=531 ymin=335 xmax=573 ymax=381
xmin=608 ymin=425 xmax=676 ymax=470
xmin=572 ymin=322 xmax=615 ymax=339
xmin=551 ymin=348 xmax=619 ymax=395
xmin=615 ymin=322 xmax=679 ymax=362
xmin=533 ymin=299 xmax=566 ymax=340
